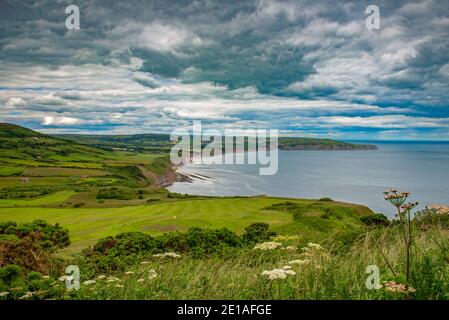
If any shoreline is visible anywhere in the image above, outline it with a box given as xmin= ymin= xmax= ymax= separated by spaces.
xmin=161 ymin=145 xmax=378 ymax=188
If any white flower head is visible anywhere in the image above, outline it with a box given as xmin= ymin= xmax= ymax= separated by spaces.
xmin=153 ymin=252 xmax=181 ymax=258
xmin=289 ymin=259 xmax=310 ymax=265
xmin=254 ymin=242 xmax=283 ymax=250
xmin=106 ymin=276 xmax=120 ymax=283
xmin=261 ymin=268 xmax=296 ymax=280
xmin=19 ymin=292 xmax=33 ymax=300
xmin=148 ymin=269 xmax=158 ymax=280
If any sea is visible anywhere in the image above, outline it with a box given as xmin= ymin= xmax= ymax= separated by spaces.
xmin=168 ymin=142 xmax=449 ymax=217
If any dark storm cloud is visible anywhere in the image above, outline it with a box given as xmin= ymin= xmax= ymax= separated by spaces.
xmin=0 ymin=0 xmax=448 ymax=138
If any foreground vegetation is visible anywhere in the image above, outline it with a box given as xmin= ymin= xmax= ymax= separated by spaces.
xmin=1 ymin=207 xmax=449 ymax=300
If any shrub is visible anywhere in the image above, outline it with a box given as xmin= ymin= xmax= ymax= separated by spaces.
xmin=81 ymin=232 xmax=162 ymax=272
xmin=263 ymin=201 xmax=299 ymax=212
xmin=415 ymin=208 xmax=449 ymax=229
xmin=83 ymin=225 xmax=267 ymax=272
xmin=0 ymin=186 xmax=60 ymax=199
xmin=96 ymin=187 xmax=137 ymax=200
xmin=0 ymin=265 xmax=62 ymax=299
xmin=0 ymin=264 xmax=24 ymax=289
xmin=0 ymin=232 xmax=63 ymax=274
xmin=360 ymin=213 xmax=390 ymax=227
xmin=0 ymin=220 xmax=70 ymax=249
xmin=161 ymin=227 xmax=242 ymax=257
xmin=242 ymin=223 xmax=276 ymax=244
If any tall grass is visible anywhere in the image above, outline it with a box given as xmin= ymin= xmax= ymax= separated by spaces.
xmin=68 ymin=226 xmax=449 ymax=300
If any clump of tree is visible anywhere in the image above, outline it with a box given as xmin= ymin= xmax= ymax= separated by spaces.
xmin=241 ymin=222 xmax=276 ymax=244
xmin=361 ymin=213 xmax=390 ymax=227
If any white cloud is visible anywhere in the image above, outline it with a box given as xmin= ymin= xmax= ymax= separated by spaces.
xmin=109 ymin=21 xmax=204 ymax=53
xmin=6 ymin=97 xmax=26 ymax=107
xmin=43 ymin=116 xmax=80 ymax=126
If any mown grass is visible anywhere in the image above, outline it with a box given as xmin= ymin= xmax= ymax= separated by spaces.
xmin=0 ymin=176 xmax=76 ymax=189
xmin=0 ymin=197 xmax=372 ymax=252
xmin=0 ymin=166 xmax=24 ymax=177
xmin=0 ymin=191 xmax=77 ymax=207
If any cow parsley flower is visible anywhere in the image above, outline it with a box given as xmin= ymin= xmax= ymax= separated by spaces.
xmin=306 ymin=243 xmax=324 ymax=250
xmin=19 ymin=292 xmax=33 ymax=300
xmin=261 ymin=268 xmax=296 ymax=280
xmin=106 ymin=276 xmax=121 ymax=283
xmin=83 ymin=280 xmax=96 ymax=285
xmin=153 ymin=252 xmax=181 ymax=258
xmin=383 ymin=281 xmax=416 ymax=293
xmin=254 ymin=242 xmax=283 ymax=250
xmin=58 ymin=275 xmax=73 ymax=282
xmin=289 ymin=259 xmax=310 ymax=265
xmin=148 ymin=269 xmax=158 ymax=280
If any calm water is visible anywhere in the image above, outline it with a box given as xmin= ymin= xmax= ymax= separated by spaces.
xmin=168 ymin=142 xmax=449 ymax=216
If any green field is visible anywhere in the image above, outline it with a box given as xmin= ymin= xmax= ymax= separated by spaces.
xmin=0 ymin=197 xmax=295 ymax=251
xmin=0 ymin=191 xmax=77 ymax=207
xmin=0 ymin=165 xmax=24 ymax=176
xmin=22 ymin=167 xmax=109 ymax=177
xmin=0 ymin=176 xmax=76 ymax=188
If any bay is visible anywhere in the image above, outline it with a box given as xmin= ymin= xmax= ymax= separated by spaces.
xmin=168 ymin=142 xmax=449 ymax=217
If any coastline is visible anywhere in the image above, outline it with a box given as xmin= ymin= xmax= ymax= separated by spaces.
xmin=161 ymin=143 xmax=378 ymax=188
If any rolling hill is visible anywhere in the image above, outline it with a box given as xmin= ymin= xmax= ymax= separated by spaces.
xmin=0 ymin=123 xmax=174 ymax=203
xmin=59 ymin=132 xmax=377 ymax=152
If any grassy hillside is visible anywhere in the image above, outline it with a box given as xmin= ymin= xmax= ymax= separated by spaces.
xmin=0 ymin=123 xmax=113 ymax=166
xmin=278 ymin=137 xmax=376 ymax=150
xmin=0 ymin=123 xmax=174 ymax=205
xmin=59 ymin=132 xmax=377 ymax=152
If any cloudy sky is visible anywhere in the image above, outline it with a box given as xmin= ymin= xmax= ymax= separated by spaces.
xmin=1 ymin=0 xmax=449 ymax=139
